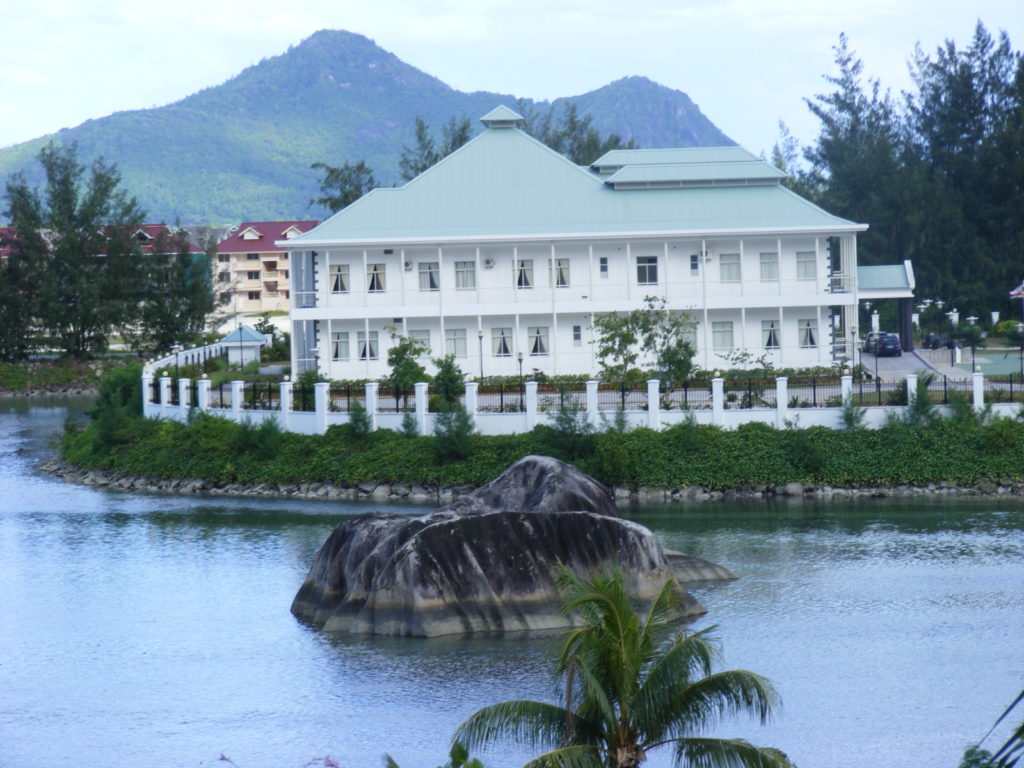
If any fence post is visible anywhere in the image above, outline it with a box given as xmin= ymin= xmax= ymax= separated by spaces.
xmin=464 ymin=381 xmax=479 ymax=427
xmin=711 ymin=376 xmax=725 ymax=427
xmin=178 ymin=378 xmax=190 ymax=413
xmin=525 ymin=381 xmax=538 ymax=430
xmin=314 ymin=381 xmax=330 ymax=434
xmin=365 ymin=381 xmax=379 ymax=431
xmin=414 ymin=382 xmax=429 ymax=436
xmin=230 ymin=380 xmax=244 ymax=422
xmin=972 ymin=371 xmax=984 ymax=411
xmin=141 ymin=373 xmax=153 ymax=415
xmin=905 ymin=373 xmax=918 ymax=408
xmin=775 ymin=376 xmax=789 ymax=428
xmin=279 ymin=379 xmax=292 ymax=431
xmin=159 ymin=376 xmax=172 ymax=418
xmin=841 ymin=374 xmax=853 ymax=403
xmin=196 ymin=378 xmax=210 ymax=412
xmin=646 ymin=379 xmax=661 ymax=429
xmin=586 ymin=379 xmax=599 ymax=429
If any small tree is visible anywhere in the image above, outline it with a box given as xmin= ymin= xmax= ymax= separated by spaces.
xmin=399 ymin=116 xmax=473 ymax=181
xmin=593 ymin=297 xmax=697 ymax=386
xmin=433 ymin=405 xmax=474 ymax=463
xmin=432 ymin=355 xmax=465 ymax=410
xmin=310 ymin=160 xmax=376 ymax=213
xmin=385 ymin=330 xmax=428 ymax=409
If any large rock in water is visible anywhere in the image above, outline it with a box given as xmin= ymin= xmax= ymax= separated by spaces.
xmin=291 ymin=456 xmax=729 ymax=637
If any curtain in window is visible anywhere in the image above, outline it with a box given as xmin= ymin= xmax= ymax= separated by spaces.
xmin=492 ymin=327 xmax=512 ymax=356
xmin=760 ymin=253 xmax=779 ymax=281
xmin=331 ymin=331 xmax=349 ymax=360
xmin=719 ymin=254 xmax=741 ymax=282
xmin=712 ymin=321 xmax=733 ymax=350
xmin=799 ymin=319 xmax=818 ymax=347
xmin=367 ymin=264 xmax=386 ymax=292
xmin=529 ymin=326 xmax=548 ymax=355
xmin=762 ymin=320 xmax=780 ymax=349
xmin=455 ymin=261 xmax=476 ymax=289
xmin=517 ymin=260 xmax=533 ymax=288
xmin=358 ymin=331 xmax=378 ymax=360
xmin=419 ymin=262 xmax=440 ymax=291
xmin=796 ymin=252 xmax=817 ymax=280
xmin=553 ymin=258 xmax=569 ymax=287
xmin=330 ymin=264 xmax=349 ymax=293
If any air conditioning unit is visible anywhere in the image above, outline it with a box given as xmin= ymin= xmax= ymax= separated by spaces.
xmin=484 ymin=257 xmax=495 ymax=269
xmin=404 ymin=260 xmax=413 ymax=271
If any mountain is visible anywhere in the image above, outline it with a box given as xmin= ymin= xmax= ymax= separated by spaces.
xmin=0 ymin=30 xmax=734 ymax=225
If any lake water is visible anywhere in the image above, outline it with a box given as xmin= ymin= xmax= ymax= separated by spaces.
xmin=1 ymin=399 xmax=1022 ymax=768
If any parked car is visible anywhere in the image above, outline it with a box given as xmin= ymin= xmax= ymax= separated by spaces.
xmin=876 ymin=333 xmax=903 ymax=356
xmin=862 ymin=332 xmax=885 ymax=353
xmin=923 ymin=333 xmax=958 ymax=350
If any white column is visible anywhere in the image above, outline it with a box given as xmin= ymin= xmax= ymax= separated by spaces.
xmin=647 ymin=379 xmax=661 ymax=430
xmin=972 ymin=371 xmax=984 ymax=411
xmin=196 ymin=378 xmax=211 ymax=412
xmin=230 ymin=380 xmax=244 ymax=422
xmin=776 ymin=376 xmax=789 ymax=428
xmin=142 ymin=374 xmax=154 ymax=414
xmin=525 ymin=381 xmax=538 ymax=429
xmin=586 ymin=379 xmax=599 ymax=429
xmin=905 ymin=373 xmax=918 ymax=406
xmin=365 ymin=381 xmax=379 ymax=431
xmin=711 ymin=376 xmax=725 ymax=427
xmin=841 ymin=374 xmax=853 ymax=403
xmin=464 ymin=381 xmax=479 ymax=427
xmin=279 ymin=380 xmax=292 ymax=431
xmin=314 ymin=381 xmax=329 ymax=434
xmin=178 ymin=378 xmax=190 ymax=410
xmin=414 ymin=381 xmax=429 ymax=436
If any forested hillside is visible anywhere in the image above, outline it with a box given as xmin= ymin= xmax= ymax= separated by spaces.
xmin=0 ymin=30 xmax=731 ymax=224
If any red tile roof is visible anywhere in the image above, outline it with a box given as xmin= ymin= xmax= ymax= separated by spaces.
xmin=217 ymin=220 xmax=319 ymax=255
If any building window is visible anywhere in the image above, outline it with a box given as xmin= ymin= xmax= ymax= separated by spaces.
xmin=572 ymin=325 xmax=582 ymax=346
xmin=762 ymin=320 xmax=780 ymax=349
xmin=528 ymin=326 xmax=549 ymax=356
xmin=690 ymin=254 xmax=700 ymax=274
xmin=719 ymin=253 xmax=741 ymax=282
xmin=516 ymin=259 xmax=534 ymax=289
xmin=796 ymin=251 xmax=817 ymax=280
xmin=283 ymin=290 xmax=289 ymax=299
xmin=599 ymin=256 xmax=609 ymax=277
xmin=247 ymin=291 xmax=261 ymax=301
xmin=446 ymin=328 xmax=467 ymax=357
xmin=331 ymin=331 xmax=350 ymax=361
xmin=217 ymin=254 xmax=230 ymax=263
xmin=358 ymin=331 xmax=379 ymax=360
xmin=419 ymin=262 xmax=440 ymax=291
xmin=454 ymin=261 xmax=476 ymax=290
xmin=367 ymin=263 xmax=386 ymax=292
xmin=218 ymin=272 xmax=230 ymax=283
xmin=636 ymin=255 xmax=658 ymax=285
xmin=283 ymin=270 xmax=289 ymax=279
xmin=247 ymin=271 xmax=260 ymax=280
xmin=760 ymin=252 xmax=779 ymax=282
xmin=799 ymin=319 xmax=818 ymax=348
xmin=246 ymin=253 xmax=259 ymax=261
xmin=330 ymin=264 xmax=349 ymax=293
xmin=492 ymin=327 xmax=513 ymax=356
xmin=712 ymin=321 xmax=734 ymax=350
xmin=552 ymin=258 xmax=570 ymax=287
xmin=409 ymin=330 xmax=431 ymax=355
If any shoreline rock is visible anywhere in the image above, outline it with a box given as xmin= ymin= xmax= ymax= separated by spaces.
xmin=39 ymin=458 xmax=1024 ymax=505
xmin=1 ymin=386 xmax=99 ymax=399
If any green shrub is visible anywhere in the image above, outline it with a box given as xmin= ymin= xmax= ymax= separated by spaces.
xmin=433 ymin=406 xmax=474 ymax=463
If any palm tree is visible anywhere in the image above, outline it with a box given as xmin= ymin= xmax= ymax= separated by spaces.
xmin=454 ymin=569 xmax=791 ymax=768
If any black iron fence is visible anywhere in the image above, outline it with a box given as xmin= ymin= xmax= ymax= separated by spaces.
xmin=595 ymin=381 xmax=647 ymax=411
xmin=477 ymin=383 xmax=523 ymax=412
xmin=984 ymin=374 xmax=1024 ymax=404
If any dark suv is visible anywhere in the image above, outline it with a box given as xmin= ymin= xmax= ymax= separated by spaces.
xmin=876 ymin=334 xmax=903 ymax=356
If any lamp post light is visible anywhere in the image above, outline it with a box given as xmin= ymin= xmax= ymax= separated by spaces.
xmin=477 ymin=328 xmax=484 ymax=381
xmin=517 ymin=351 xmax=524 ymax=410
xmin=966 ymin=316 xmax=979 ymax=372
xmin=172 ymin=344 xmax=182 ymax=379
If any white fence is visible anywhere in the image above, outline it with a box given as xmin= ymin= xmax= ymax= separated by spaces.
xmin=141 ymin=371 xmax=1022 ymax=435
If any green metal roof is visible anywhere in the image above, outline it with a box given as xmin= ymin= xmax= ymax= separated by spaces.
xmin=605 ymin=161 xmax=787 ymax=187
xmin=857 ymin=264 xmax=911 ymax=291
xmin=592 ymin=146 xmax=760 ymax=172
xmin=480 ymin=105 xmax=525 ymax=126
xmin=287 ymin=121 xmax=864 ymax=247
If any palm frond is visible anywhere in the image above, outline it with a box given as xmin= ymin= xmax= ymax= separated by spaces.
xmin=669 ymin=670 xmax=780 ymax=735
xmin=672 ymin=737 xmax=793 ymax=768
xmin=573 ymin=654 xmax=619 ymax=738
xmin=632 ymin=632 xmax=720 ymax=741
xmin=522 ymin=744 xmax=605 ymax=768
xmin=453 ymin=700 xmax=572 ymax=752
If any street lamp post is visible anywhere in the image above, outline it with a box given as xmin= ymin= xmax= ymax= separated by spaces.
xmin=517 ymin=351 xmax=524 ymax=410
xmin=1017 ymin=322 xmax=1024 ymax=380
xmin=478 ymin=329 xmax=484 ymax=380
xmin=967 ymin=316 xmax=978 ymax=373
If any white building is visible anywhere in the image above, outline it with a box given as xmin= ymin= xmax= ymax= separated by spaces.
xmin=283 ymin=106 xmax=913 ymax=380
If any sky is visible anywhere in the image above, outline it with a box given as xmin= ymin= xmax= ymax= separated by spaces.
xmin=2 ymin=0 xmax=1022 ymax=156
